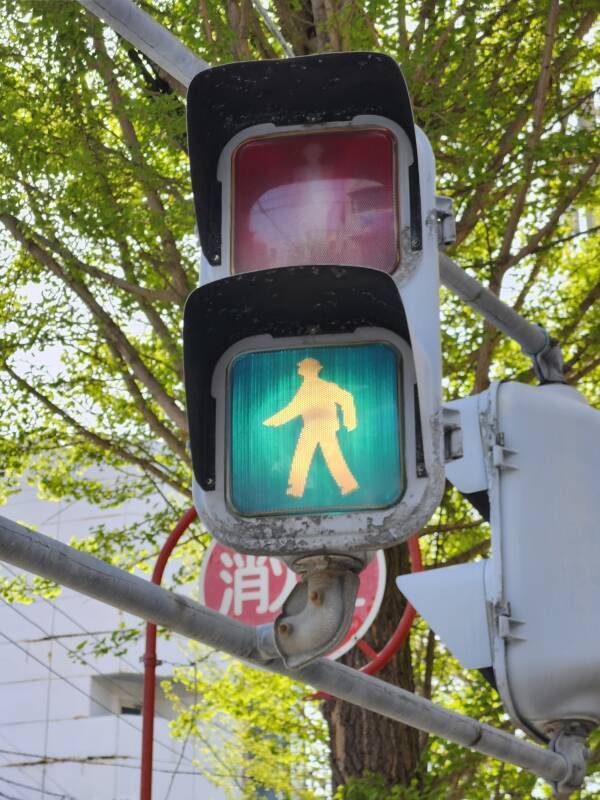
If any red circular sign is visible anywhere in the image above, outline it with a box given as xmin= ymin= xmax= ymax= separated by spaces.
xmin=199 ymin=542 xmax=386 ymax=660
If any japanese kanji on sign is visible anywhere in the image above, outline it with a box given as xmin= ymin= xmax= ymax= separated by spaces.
xmin=199 ymin=541 xmax=386 ymax=660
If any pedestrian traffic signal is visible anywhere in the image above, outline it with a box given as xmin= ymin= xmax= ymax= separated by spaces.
xmin=229 ymin=342 xmax=403 ymax=516
xmin=184 ymin=52 xmax=446 ymax=560
xmin=398 ymin=381 xmax=600 ymax=742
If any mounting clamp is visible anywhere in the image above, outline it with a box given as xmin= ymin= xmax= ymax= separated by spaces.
xmin=549 ymin=723 xmax=590 ymax=798
xmin=273 ymin=554 xmax=362 ymax=668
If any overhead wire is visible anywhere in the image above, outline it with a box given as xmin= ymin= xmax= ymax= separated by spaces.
xmin=1 ymin=565 xmax=195 ymax=743
xmin=163 ymin=660 xmax=198 ymax=800
xmin=0 ymin=774 xmax=70 ymax=799
xmin=0 ymin=567 xmax=197 ymax=769
xmin=0 ymin=788 xmax=28 ymax=800
xmin=0 ymin=595 xmax=235 ymax=789
xmin=0 ymin=749 xmax=223 ymax=778
xmin=2 ymin=551 xmax=145 ymax=670
xmin=0 ymin=731 xmax=74 ymax=800
xmin=1 ymin=556 xmax=226 ymax=791
xmin=0 ymin=622 xmax=196 ymax=768
xmin=2 ymin=594 xmax=148 ymax=711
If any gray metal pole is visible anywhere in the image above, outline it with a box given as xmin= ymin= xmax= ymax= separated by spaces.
xmin=77 ymin=0 xmax=207 ymax=88
xmin=439 ymin=253 xmax=565 ymax=382
xmin=0 ymin=515 xmax=570 ymax=786
xmin=250 ymin=0 xmax=295 ymax=57
xmin=438 ymin=253 xmax=547 ymax=354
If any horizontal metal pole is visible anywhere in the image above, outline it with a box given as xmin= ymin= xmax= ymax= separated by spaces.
xmin=0 ymin=515 xmax=569 ymax=786
xmin=78 ymin=0 xmax=207 ymax=88
xmin=439 ymin=252 xmax=548 ymax=356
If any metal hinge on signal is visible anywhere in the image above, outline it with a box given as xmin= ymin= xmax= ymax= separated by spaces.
xmin=435 ymin=195 xmax=456 ymax=247
xmin=492 ymin=433 xmax=518 ymax=470
xmin=442 ymin=406 xmax=463 ymax=462
xmin=496 ymin=604 xmax=526 ymax=642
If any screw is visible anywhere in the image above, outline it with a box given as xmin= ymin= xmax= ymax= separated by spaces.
xmin=309 ymin=590 xmax=322 ymax=606
xmin=278 ymin=621 xmax=292 ymax=635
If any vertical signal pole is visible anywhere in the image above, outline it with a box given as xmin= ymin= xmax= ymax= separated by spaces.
xmin=141 ymin=507 xmax=197 ymax=800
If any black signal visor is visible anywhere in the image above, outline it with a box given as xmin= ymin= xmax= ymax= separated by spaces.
xmin=187 ymin=52 xmax=422 ymax=265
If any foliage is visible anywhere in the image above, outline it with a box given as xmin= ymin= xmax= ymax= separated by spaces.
xmin=0 ymin=0 xmax=598 ymax=797
xmin=162 ymin=650 xmax=330 ymax=798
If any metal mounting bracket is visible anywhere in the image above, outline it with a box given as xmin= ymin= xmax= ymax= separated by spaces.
xmin=273 ymin=554 xmax=361 ymax=668
xmin=526 ymin=327 xmax=567 ymax=385
xmin=492 ymin=443 xmax=519 ymax=470
xmin=549 ymin=724 xmax=590 ymax=797
xmin=442 ymin=405 xmax=464 ymax=461
xmin=497 ymin=613 xmax=526 ymax=642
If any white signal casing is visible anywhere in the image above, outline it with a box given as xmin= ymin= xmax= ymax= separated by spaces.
xmin=487 ymin=381 xmax=600 ymax=739
xmin=192 ymin=119 xmax=445 ymax=556
xmin=400 ymin=381 xmax=600 ymax=740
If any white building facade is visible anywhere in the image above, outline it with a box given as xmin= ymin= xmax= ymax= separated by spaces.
xmin=0 ymin=481 xmax=226 ymax=800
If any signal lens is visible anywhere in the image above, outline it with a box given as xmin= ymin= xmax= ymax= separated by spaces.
xmin=228 ymin=342 xmax=404 ymax=516
xmin=231 ymin=129 xmax=398 ymax=274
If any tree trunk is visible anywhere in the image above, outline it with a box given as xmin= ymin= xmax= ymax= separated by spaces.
xmin=322 ymin=543 xmax=422 ymax=792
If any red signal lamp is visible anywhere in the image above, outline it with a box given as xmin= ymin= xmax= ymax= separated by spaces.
xmin=231 ymin=128 xmax=399 ymax=275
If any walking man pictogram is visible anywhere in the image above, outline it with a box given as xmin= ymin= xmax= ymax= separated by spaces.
xmin=263 ymin=357 xmax=359 ymax=498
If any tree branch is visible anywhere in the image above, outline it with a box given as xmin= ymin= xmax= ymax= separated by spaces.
xmin=434 ymin=539 xmax=491 ymax=568
xmin=35 ymin=230 xmax=178 ymax=305
xmin=496 ymin=0 xmax=560 ymax=266
xmin=91 ymin=30 xmax=192 ymax=301
xmin=456 ymin=10 xmax=597 ymax=245
xmin=3 ymin=363 xmax=190 ymax=498
xmin=504 ymin=158 xmax=599 ymax=270
xmin=117 ymin=369 xmax=190 ymax=465
xmin=559 ymin=279 xmax=600 ymax=343
xmin=567 ymin=355 xmax=600 ymax=384
xmin=421 ymin=519 xmax=485 ymax=536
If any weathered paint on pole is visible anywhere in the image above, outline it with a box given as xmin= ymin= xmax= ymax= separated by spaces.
xmin=77 ymin=0 xmax=207 ymax=88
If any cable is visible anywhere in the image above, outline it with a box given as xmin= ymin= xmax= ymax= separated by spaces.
xmin=0 ymin=765 xmax=25 ymax=800
xmin=0 ymin=732 xmax=73 ymax=800
xmin=163 ymin=661 xmax=197 ymax=800
xmin=0 ymin=775 xmax=69 ymax=798
xmin=0 ymin=788 xmax=28 ymax=800
xmin=2 ymin=564 xmax=157 ymax=700
xmin=0 ymin=750 xmax=221 ymax=777
xmin=4 ymin=559 xmax=190 ymax=671
xmin=2 ymin=563 xmax=136 ymax=652
xmin=0 ymin=579 xmax=210 ymax=788
xmin=2 ymin=595 xmax=148 ymax=713
xmin=0 ymin=626 xmax=195 ymax=767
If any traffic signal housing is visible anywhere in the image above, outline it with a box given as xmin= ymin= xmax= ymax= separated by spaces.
xmin=398 ymin=381 xmax=600 ymax=741
xmin=184 ymin=53 xmax=445 ymax=561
